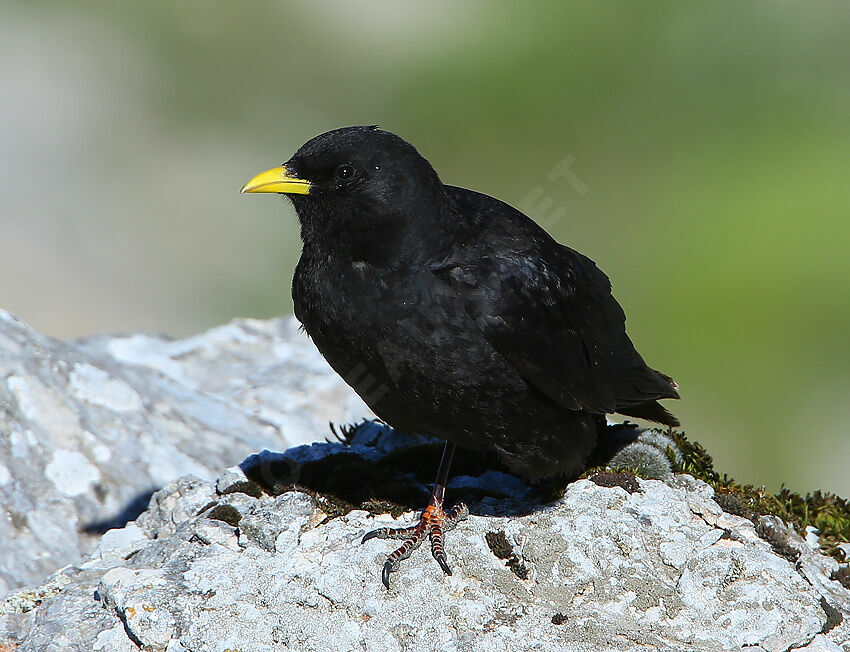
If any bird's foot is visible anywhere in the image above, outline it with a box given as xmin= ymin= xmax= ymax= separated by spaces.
xmin=362 ymin=501 xmax=469 ymax=589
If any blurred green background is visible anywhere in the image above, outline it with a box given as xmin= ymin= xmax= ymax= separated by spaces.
xmin=1 ymin=2 xmax=848 ymax=495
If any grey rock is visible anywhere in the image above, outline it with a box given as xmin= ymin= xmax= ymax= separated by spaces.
xmin=237 ymin=492 xmax=315 ymax=553
xmin=2 ymin=428 xmax=848 ymax=652
xmin=0 ymin=310 xmax=370 ymax=590
xmin=2 ymin=310 xmax=849 ymax=650
xmin=215 ymin=464 xmax=253 ymax=495
xmin=755 ymin=515 xmax=850 ymax=615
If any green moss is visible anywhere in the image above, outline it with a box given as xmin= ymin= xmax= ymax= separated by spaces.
xmin=205 ymin=503 xmax=243 ymax=527
xmin=360 ymin=499 xmax=409 ymax=519
xmin=667 ymin=432 xmax=719 ymax=482
xmin=669 ymin=431 xmax=850 ymax=562
xmin=832 ymin=566 xmax=850 ymax=591
xmin=485 ymin=530 xmax=513 ymax=559
xmin=588 ymin=471 xmax=641 ymax=494
xmin=309 ymin=491 xmax=358 ymax=520
xmin=485 ymin=530 xmax=529 ymax=580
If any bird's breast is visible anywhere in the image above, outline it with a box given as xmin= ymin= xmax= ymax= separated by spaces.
xmin=292 ymin=252 xmax=515 ymax=426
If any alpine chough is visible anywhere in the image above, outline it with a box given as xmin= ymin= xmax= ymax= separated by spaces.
xmin=242 ymin=125 xmax=679 ymax=588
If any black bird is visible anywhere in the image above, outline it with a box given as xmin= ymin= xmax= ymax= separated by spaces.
xmin=241 ymin=126 xmax=679 ymax=588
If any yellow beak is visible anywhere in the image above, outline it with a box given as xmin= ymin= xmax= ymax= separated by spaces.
xmin=240 ymin=166 xmax=311 ymax=195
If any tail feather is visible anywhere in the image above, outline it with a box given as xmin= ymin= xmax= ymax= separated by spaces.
xmin=617 ymin=400 xmax=679 ymax=427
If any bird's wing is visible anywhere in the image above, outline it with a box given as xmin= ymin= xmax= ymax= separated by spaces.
xmin=433 ymin=247 xmax=676 ymax=414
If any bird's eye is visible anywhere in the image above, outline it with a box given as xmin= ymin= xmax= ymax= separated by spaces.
xmin=335 ymin=164 xmax=355 ymax=181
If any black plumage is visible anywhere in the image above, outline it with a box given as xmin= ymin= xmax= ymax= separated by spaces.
xmin=242 ymin=125 xmax=679 ymax=585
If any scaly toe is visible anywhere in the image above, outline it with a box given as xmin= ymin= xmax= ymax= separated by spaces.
xmin=362 ymin=501 xmax=464 ymax=588
xmin=361 ymin=523 xmax=421 ymax=543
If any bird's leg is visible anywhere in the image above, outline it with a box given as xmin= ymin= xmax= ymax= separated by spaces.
xmin=361 ymin=441 xmax=469 ymax=589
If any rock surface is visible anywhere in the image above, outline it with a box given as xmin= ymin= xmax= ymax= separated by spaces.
xmin=2 ymin=425 xmax=849 ymax=652
xmin=0 ymin=310 xmax=370 ymax=592
xmin=1 ymin=310 xmax=849 ymax=651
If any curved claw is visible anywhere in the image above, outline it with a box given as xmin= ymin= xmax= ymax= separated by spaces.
xmin=381 ymin=560 xmax=394 ymax=590
xmin=435 ymin=555 xmax=452 ymax=576
xmin=361 ymin=529 xmax=382 ymax=544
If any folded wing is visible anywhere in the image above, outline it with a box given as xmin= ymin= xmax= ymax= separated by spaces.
xmin=434 ymin=246 xmax=679 ymax=424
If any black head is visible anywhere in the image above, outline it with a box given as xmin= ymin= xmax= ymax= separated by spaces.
xmin=242 ymin=126 xmax=448 ymax=256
